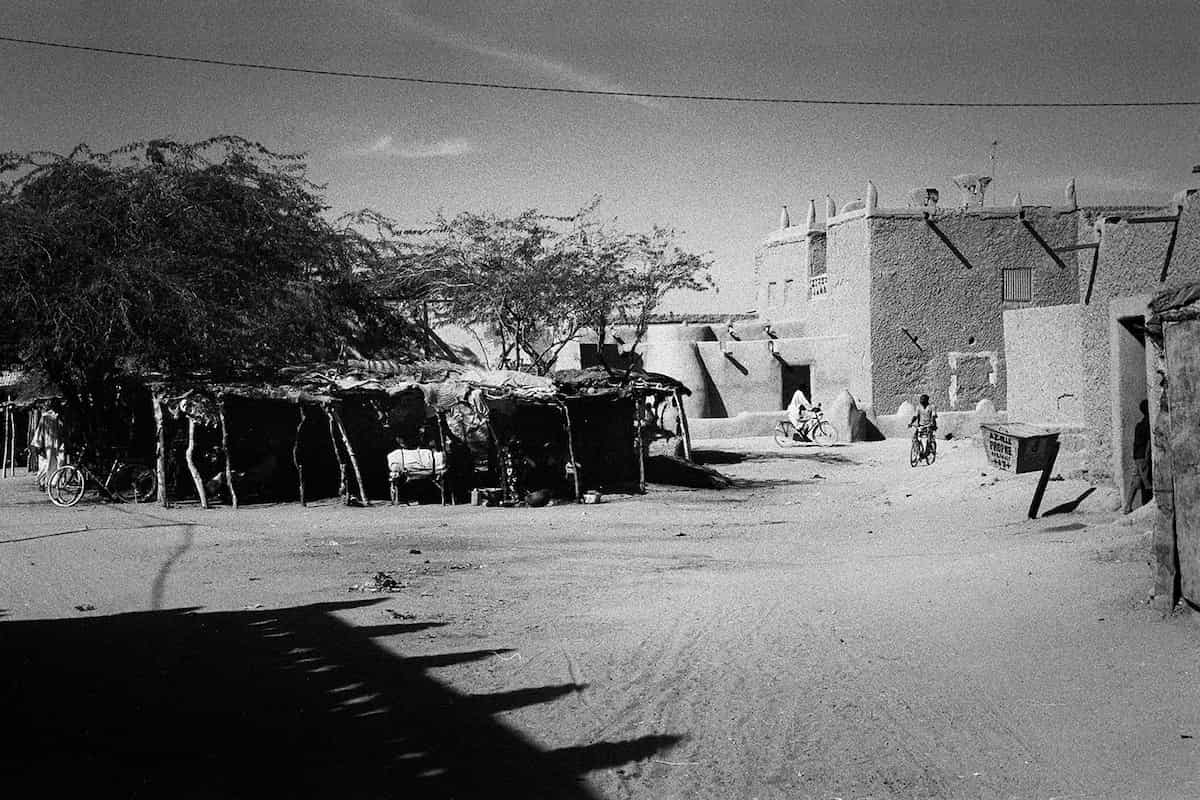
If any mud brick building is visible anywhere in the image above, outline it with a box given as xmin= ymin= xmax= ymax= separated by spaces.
xmin=568 ymin=175 xmax=1150 ymax=441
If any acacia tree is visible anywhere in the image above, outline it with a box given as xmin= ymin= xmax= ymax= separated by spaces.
xmin=397 ymin=202 xmax=712 ymax=375
xmin=0 ymin=137 xmax=419 ymax=455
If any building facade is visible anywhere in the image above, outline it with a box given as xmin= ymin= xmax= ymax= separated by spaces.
xmin=1005 ymin=187 xmax=1200 ymax=488
xmin=584 ymin=176 xmax=1142 ymax=438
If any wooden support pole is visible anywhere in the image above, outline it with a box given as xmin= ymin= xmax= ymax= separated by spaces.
xmin=185 ymin=415 xmax=208 ymax=509
xmin=559 ymin=401 xmax=581 ymax=501
xmin=2 ymin=405 xmax=9 ymax=478
xmin=1160 ymin=213 xmax=1182 ymax=283
xmin=217 ymin=398 xmax=238 ymax=510
xmin=153 ymin=396 xmax=169 ymax=508
xmin=1027 ymin=438 xmax=1061 ymax=519
xmin=330 ymin=405 xmax=369 ymax=507
xmin=1084 ymin=238 xmax=1102 ymax=305
xmin=633 ymin=392 xmax=646 ymax=494
xmin=923 ymin=214 xmax=974 ymax=270
xmin=27 ymin=410 xmax=36 ymax=473
xmin=325 ymin=406 xmax=349 ymax=504
xmin=1128 ymin=214 xmax=1181 ymax=224
xmin=294 ymin=405 xmax=307 ymax=507
xmin=674 ymin=390 xmax=694 ymax=462
xmin=1019 ymin=216 xmax=1071 ymax=270
xmin=433 ymin=412 xmax=450 ymax=506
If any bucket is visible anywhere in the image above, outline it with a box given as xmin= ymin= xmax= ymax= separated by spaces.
xmin=581 ymin=490 xmax=602 ymax=505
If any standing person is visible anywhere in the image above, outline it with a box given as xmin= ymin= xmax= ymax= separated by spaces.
xmin=31 ymin=400 xmax=67 ymax=489
xmin=908 ymin=394 xmax=938 ymax=438
xmin=1124 ymin=399 xmax=1153 ymax=514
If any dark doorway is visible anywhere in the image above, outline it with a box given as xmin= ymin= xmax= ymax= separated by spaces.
xmin=1114 ymin=315 xmax=1149 ymax=510
xmin=780 ymin=363 xmax=811 ymax=409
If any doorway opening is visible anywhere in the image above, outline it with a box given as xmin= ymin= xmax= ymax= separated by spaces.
xmin=1114 ymin=315 xmax=1151 ymax=510
xmin=780 ymin=363 xmax=811 ymax=409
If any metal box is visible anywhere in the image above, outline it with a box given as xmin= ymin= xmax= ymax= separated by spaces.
xmin=981 ymin=423 xmax=1060 ymax=474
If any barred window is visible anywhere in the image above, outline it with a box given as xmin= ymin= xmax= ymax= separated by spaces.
xmin=1002 ymin=267 xmax=1032 ymax=302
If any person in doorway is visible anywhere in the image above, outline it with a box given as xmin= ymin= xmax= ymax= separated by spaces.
xmin=786 ymin=388 xmax=813 ymax=432
xmin=908 ymin=394 xmax=938 ymax=436
xmin=1123 ymin=399 xmax=1153 ymax=514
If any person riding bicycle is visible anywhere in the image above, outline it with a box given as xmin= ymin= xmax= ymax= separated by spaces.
xmin=908 ymin=394 xmax=938 ymax=439
xmin=786 ymin=388 xmax=814 ymax=432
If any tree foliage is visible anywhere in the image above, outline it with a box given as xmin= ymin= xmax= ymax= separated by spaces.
xmin=0 ymin=137 xmax=418 ymax=453
xmin=397 ymin=201 xmax=713 ymax=375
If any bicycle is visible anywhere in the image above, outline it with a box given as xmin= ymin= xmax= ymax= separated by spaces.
xmin=773 ymin=406 xmax=839 ymax=447
xmin=909 ymin=423 xmax=937 ymax=467
xmin=46 ymin=457 xmax=158 ymax=508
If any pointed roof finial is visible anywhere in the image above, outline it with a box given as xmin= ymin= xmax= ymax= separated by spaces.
xmin=1012 ymin=192 xmax=1023 ymax=208
xmin=779 ymin=205 xmax=791 ymax=229
xmin=805 ymin=199 xmax=817 ymax=227
xmin=825 ymin=195 xmax=837 ymax=219
xmin=1065 ymin=178 xmax=1077 ymax=210
xmin=866 ymin=180 xmax=878 ymax=211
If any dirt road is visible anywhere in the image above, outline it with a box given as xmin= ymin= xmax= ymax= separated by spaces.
xmin=2 ymin=437 xmax=1197 ymax=799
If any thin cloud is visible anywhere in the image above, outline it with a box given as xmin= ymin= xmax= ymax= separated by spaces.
xmin=356 ymin=135 xmax=474 ymax=158
xmin=370 ymin=4 xmax=666 ymax=111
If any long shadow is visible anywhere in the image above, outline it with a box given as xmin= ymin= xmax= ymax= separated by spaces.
xmin=0 ymin=599 xmax=683 ymax=798
xmin=1042 ymin=487 xmax=1097 ymax=516
xmin=0 ymin=521 xmax=192 ymax=545
xmin=694 ymin=449 xmax=858 ymax=466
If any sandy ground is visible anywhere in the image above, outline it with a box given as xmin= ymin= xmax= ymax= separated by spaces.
xmin=2 ymin=436 xmax=1198 ymax=800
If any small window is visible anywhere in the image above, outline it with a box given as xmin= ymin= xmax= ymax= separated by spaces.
xmin=1003 ymin=267 xmax=1032 ymax=302
xmin=783 ymin=279 xmax=794 ymax=305
xmin=767 ymin=281 xmax=778 ymax=307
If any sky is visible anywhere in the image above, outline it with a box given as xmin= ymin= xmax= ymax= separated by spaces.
xmin=3 ymin=1 xmax=1200 ymax=312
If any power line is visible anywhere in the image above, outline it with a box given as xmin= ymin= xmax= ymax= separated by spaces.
xmin=3 ymin=34 xmax=1200 ymax=108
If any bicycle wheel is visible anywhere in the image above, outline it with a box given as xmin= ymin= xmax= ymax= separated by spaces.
xmin=47 ymin=465 xmax=86 ymax=507
xmin=812 ymin=420 xmax=838 ymax=446
xmin=925 ymin=437 xmax=937 ymax=465
xmin=773 ymin=423 xmax=794 ymax=447
xmin=909 ymin=438 xmax=921 ymax=468
xmin=116 ymin=468 xmax=158 ymax=503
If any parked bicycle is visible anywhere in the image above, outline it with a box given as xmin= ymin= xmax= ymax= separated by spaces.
xmin=909 ymin=423 xmax=937 ymax=467
xmin=773 ymin=406 xmax=839 ymax=447
xmin=46 ymin=456 xmax=157 ymax=508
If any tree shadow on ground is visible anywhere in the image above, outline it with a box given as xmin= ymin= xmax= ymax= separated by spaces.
xmin=0 ymin=599 xmax=682 ymax=798
xmin=693 ymin=449 xmax=858 ymax=467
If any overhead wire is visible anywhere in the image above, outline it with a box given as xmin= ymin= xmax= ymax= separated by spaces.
xmin=3 ymin=34 xmax=1200 ymax=108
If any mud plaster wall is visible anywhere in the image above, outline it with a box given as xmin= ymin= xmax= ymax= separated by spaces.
xmin=1003 ymin=304 xmax=1084 ymax=425
xmin=635 ymin=324 xmax=718 ymax=419
xmin=1077 ymin=196 xmax=1200 ymax=484
xmin=756 ymin=228 xmax=817 ymax=321
xmin=805 ymin=214 xmax=873 ymax=404
xmin=868 ymin=208 xmax=1080 ymax=414
xmin=682 ymin=218 xmax=869 ymax=418
xmin=691 ymin=334 xmax=859 ymax=417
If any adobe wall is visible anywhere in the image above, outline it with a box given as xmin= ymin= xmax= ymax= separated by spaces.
xmin=684 ymin=211 xmax=873 ymax=419
xmin=1076 ymin=192 xmax=1200 ymax=485
xmin=636 ymin=324 xmax=719 ymax=420
xmin=691 ymin=332 xmax=860 ymax=417
xmin=755 ymin=227 xmax=817 ymax=320
xmin=809 ymin=211 xmax=874 ymax=404
xmin=868 ymin=207 xmax=1080 ymax=415
xmin=1003 ymin=304 xmax=1085 ymax=426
